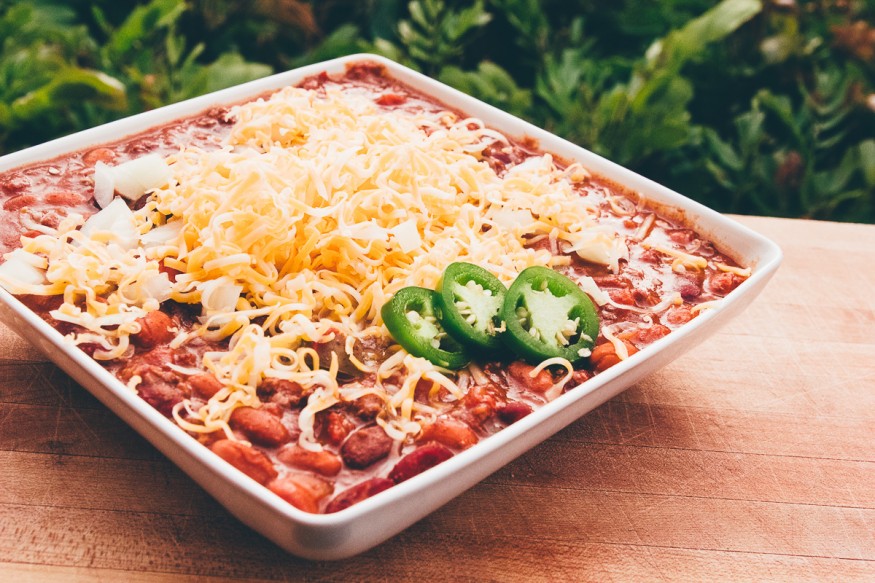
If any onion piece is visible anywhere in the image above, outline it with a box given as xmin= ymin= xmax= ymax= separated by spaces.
xmin=79 ymin=197 xmax=138 ymax=250
xmin=140 ymin=220 xmax=183 ymax=248
xmin=389 ymin=218 xmax=421 ymax=253
xmin=95 ymin=153 xmax=172 ymax=203
xmin=93 ymin=162 xmax=115 ymax=209
xmin=200 ymin=276 xmax=242 ymax=315
xmin=0 ymin=249 xmax=48 ymax=288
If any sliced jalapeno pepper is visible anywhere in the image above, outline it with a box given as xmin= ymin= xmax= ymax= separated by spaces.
xmin=500 ymin=266 xmax=599 ymax=364
xmin=381 ymin=286 xmax=470 ymax=370
xmin=435 ymin=262 xmax=507 ymax=353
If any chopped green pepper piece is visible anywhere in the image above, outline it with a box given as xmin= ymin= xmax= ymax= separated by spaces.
xmin=500 ymin=266 xmax=599 ymax=364
xmin=435 ymin=262 xmax=507 ymax=352
xmin=381 ymin=286 xmax=470 ymax=370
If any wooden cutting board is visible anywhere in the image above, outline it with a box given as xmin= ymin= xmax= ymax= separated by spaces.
xmin=1 ymin=215 xmax=873 ymax=581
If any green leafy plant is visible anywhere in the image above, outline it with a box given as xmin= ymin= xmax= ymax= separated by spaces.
xmin=1 ymin=0 xmax=872 ymax=223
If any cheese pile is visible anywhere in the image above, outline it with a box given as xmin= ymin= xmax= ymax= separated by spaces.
xmin=0 ymin=82 xmax=631 ymax=447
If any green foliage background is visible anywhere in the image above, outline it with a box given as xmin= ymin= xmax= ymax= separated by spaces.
xmin=1 ymin=0 xmax=873 ymax=222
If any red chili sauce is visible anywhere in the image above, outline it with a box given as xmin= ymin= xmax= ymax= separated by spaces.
xmin=0 ymin=63 xmax=748 ymax=514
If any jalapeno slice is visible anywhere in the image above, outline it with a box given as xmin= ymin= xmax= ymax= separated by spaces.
xmin=381 ymin=286 xmax=470 ymax=370
xmin=435 ymin=262 xmax=507 ymax=352
xmin=500 ymin=266 xmax=599 ymax=364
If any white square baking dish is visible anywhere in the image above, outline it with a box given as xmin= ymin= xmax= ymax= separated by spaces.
xmin=0 ymin=54 xmax=781 ymax=559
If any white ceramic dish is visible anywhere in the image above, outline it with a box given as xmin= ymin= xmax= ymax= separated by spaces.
xmin=0 ymin=54 xmax=782 ymax=559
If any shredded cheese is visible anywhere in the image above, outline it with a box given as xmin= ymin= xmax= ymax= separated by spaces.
xmin=0 ymin=83 xmax=635 ymax=446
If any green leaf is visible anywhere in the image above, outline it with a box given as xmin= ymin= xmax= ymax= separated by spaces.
xmin=860 ymin=140 xmax=875 ymax=187
xmin=10 ymin=68 xmax=127 ymax=122
xmin=174 ymin=53 xmax=272 ymax=101
xmin=104 ymin=0 xmax=186 ymax=60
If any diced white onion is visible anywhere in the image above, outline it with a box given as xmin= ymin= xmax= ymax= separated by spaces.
xmin=200 ymin=276 xmax=242 ymax=315
xmin=79 ymin=198 xmax=138 ymax=250
xmin=390 ymin=218 xmax=421 ymax=253
xmin=0 ymin=249 xmax=48 ymax=288
xmin=92 ymin=162 xmax=115 ymax=209
xmin=140 ymin=220 xmax=183 ymax=248
xmin=99 ymin=154 xmax=172 ymax=201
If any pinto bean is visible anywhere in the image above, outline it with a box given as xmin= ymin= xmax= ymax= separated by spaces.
xmin=497 ymin=401 xmax=533 ymax=424
xmin=132 ymin=310 xmax=175 ymax=349
xmin=229 ymin=406 xmax=292 ymax=447
xmin=210 ymin=439 xmax=277 ymax=485
xmin=417 ymin=418 xmax=478 ymax=450
xmin=277 ymin=445 xmax=342 ymax=477
xmin=324 ymin=477 xmax=394 ymax=513
xmin=590 ymin=341 xmax=639 ymax=372
xmin=388 ymin=443 xmax=453 ymax=483
xmin=340 ymin=425 xmax=393 ymax=469
xmin=507 ymin=361 xmax=554 ymax=394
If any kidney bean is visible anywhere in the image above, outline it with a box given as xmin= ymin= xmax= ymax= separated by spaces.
xmin=229 ymin=406 xmax=292 ymax=447
xmin=630 ymin=324 xmax=671 ymax=348
xmin=640 ymin=248 xmax=663 ymax=264
xmin=507 ymin=361 xmax=554 ymax=394
xmin=3 ymin=194 xmax=38 ymax=211
xmin=210 ymin=439 xmax=278 ymax=485
xmin=388 ymin=443 xmax=453 ymax=484
xmin=667 ymin=228 xmax=696 ymax=245
xmin=609 ymin=288 xmax=636 ymax=305
xmin=677 ymin=280 xmax=702 ymax=300
xmin=185 ymin=373 xmax=224 ymax=399
xmin=376 ymin=93 xmax=407 ymax=106
xmin=267 ymin=474 xmax=334 ymax=513
xmin=257 ymin=377 xmax=308 ymax=408
xmin=417 ymin=418 xmax=478 ymax=450
xmin=277 ymin=445 xmax=342 ymax=477
xmin=132 ymin=311 xmax=175 ymax=349
xmin=347 ymin=393 xmax=384 ymax=421
xmin=340 ymin=425 xmax=393 ymax=469
xmin=709 ymin=272 xmax=744 ymax=295
xmin=82 ymin=147 xmax=117 ymax=165
xmin=44 ymin=190 xmax=88 ymax=206
xmin=497 ymin=401 xmax=533 ymax=425
xmin=324 ymin=477 xmax=394 ymax=513
xmin=666 ymin=306 xmax=694 ymax=325
xmin=137 ymin=379 xmax=185 ymax=416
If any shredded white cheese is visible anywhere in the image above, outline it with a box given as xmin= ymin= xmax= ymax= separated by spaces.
xmin=0 ymin=83 xmax=633 ymax=445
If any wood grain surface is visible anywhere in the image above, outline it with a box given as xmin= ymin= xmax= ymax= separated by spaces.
xmin=1 ymin=215 xmax=873 ymax=582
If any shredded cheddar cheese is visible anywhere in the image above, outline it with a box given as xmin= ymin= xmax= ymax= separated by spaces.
xmin=0 ymin=84 xmax=634 ymax=448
